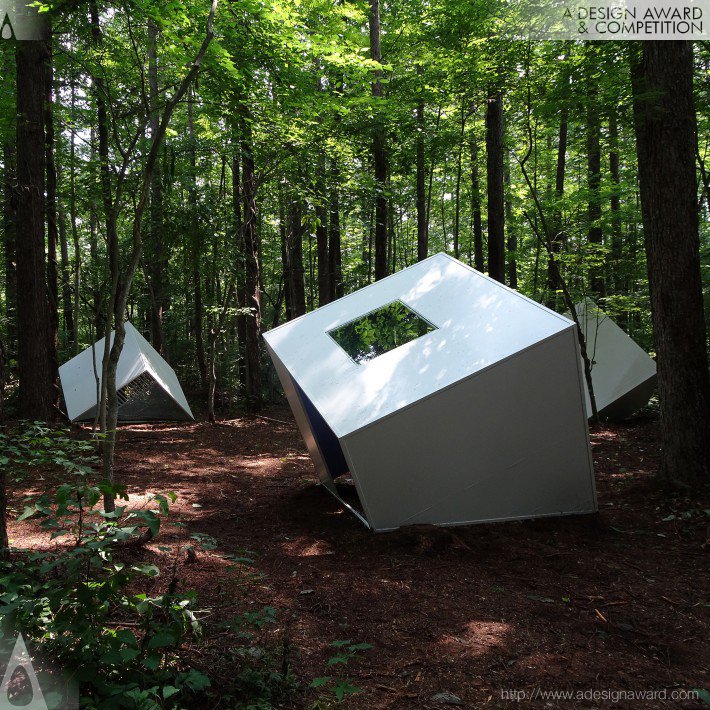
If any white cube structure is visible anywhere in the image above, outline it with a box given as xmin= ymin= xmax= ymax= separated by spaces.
xmin=59 ymin=321 xmax=194 ymax=423
xmin=264 ymin=253 xmax=596 ymax=531
xmin=573 ymin=299 xmax=657 ymax=420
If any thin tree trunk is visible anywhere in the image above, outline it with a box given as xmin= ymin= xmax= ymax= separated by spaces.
xmin=287 ymin=191 xmax=306 ymax=317
xmin=69 ymin=77 xmax=81 ymax=353
xmin=2 ymin=142 xmax=17 ymax=353
xmin=486 ymin=85 xmax=505 ymax=283
xmin=45 ymin=41 xmax=59 ymax=395
xmin=369 ymin=0 xmax=388 ymax=280
xmin=232 ymin=145 xmax=247 ymax=395
xmin=470 ymin=128 xmax=484 ymax=271
xmin=316 ymin=155 xmax=329 ymax=306
xmin=609 ymin=107 xmax=623 ymax=294
xmin=504 ymin=151 xmax=516 ymax=288
xmin=547 ymin=103 xmax=568 ymax=304
xmin=416 ymin=93 xmax=428 ymax=261
xmin=328 ymin=159 xmax=343 ymax=299
xmin=58 ymin=191 xmax=75 ymax=346
xmin=586 ymin=69 xmax=604 ymax=297
xmin=147 ymin=19 xmax=166 ymax=354
xmin=241 ymin=110 xmax=262 ymax=413
xmin=16 ymin=35 xmax=54 ymax=420
xmin=279 ymin=185 xmax=293 ymax=321
xmin=453 ymin=101 xmax=465 ymax=259
xmin=188 ymin=89 xmax=207 ymax=389
xmin=631 ymin=41 xmax=710 ymax=487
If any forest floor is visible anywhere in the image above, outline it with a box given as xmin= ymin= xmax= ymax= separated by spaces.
xmin=8 ymin=407 xmax=710 ymax=709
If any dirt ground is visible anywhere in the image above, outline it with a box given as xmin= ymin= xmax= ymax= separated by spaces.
xmin=8 ymin=408 xmax=710 ymax=708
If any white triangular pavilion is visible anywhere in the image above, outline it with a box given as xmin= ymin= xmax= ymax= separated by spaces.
xmin=573 ymin=298 xmax=657 ymax=420
xmin=59 ymin=322 xmax=194 ymax=423
xmin=264 ymin=253 xmax=596 ymax=532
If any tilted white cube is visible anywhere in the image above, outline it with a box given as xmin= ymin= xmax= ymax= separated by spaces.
xmin=573 ymin=299 xmax=657 ymax=420
xmin=264 ymin=253 xmax=596 ymax=531
xmin=59 ymin=321 xmax=194 ymax=423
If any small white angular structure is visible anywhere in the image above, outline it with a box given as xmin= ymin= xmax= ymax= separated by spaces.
xmin=264 ymin=253 xmax=596 ymax=531
xmin=59 ymin=322 xmax=194 ymax=423
xmin=573 ymin=299 xmax=657 ymax=420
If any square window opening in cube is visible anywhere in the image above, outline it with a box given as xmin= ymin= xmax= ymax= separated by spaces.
xmin=328 ymin=300 xmax=436 ymax=365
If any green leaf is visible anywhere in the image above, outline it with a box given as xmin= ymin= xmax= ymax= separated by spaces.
xmin=147 ymin=630 xmax=178 ymax=649
xmin=162 ymin=685 xmax=180 ymax=699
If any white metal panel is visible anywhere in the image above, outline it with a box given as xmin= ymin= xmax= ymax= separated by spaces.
xmin=59 ymin=322 xmax=193 ymax=422
xmin=263 ymin=253 xmax=572 ymax=437
xmin=266 ymin=341 xmax=370 ymax=527
xmin=342 ymin=328 xmax=596 ymax=531
xmin=574 ymin=299 xmax=657 ymax=418
xmin=127 ymin=323 xmax=194 ymax=420
xmin=58 ymin=329 xmax=145 ymax=421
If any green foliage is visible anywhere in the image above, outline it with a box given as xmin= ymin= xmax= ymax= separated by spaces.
xmin=0 ymin=424 xmax=209 ymax=707
xmin=0 ymin=422 xmax=98 ymax=481
xmin=1 ymin=481 xmax=206 ymax=708
xmin=330 ymin=301 xmax=434 ymax=363
xmin=310 ymin=640 xmax=372 ymax=705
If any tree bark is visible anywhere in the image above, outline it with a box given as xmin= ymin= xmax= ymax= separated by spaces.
xmin=316 ymin=156 xmax=329 ymax=306
xmin=369 ymin=0 xmax=388 ymax=280
xmin=586 ymin=75 xmax=604 ymax=297
xmin=2 ymin=142 xmax=17 ymax=354
xmin=45 ymin=41 xmax=59 ymax=395
xmin=241 ymin=111 xmax=262 ymax=413
xmin=469 ymin=131 xmax=484 ymax=271
xmin=328 ymin=159 xmax=343 ymax=300
xmin=453 ymin=101 xmax=465 ymax=260
xmin=631 ymin=41 xmax=710 ymax=487
xmin=286 ymin=190 xmax=306 ymax=317
xmin=609 ymin=107 xmax=623 ymax=293
xmin=486 ymin=85 xmax=505 ymax=283
xmin=232 ymin=145 xmax=247 ymax=395
xmin=188 ymin=88 xmax=207 ymax=389
xmin=504 ymin=151 xmax=516 ymax=288
xmin=416 ymin=94 xmax=428 ymax=262
xmin=147 ymin=19 xmax=167 ymax=355
xmin=16 ymin=36 xmax=54 ymax=420
xmin=547 ymin=103 xmax=568 ymax=303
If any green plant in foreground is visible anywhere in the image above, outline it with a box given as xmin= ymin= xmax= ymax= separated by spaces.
xmin=310 ymin=640 xmax=373 ymax=705
xmin=0 ymin=424 xmax=210 ymax=708
xmin=1 ymin=485 xmax=209 ymax=708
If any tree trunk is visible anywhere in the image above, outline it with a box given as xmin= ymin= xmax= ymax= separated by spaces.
xmin=631 ymin=41 xmax=710 ymax=487
xmin=369 ymin=0 xmax=388 ymax=280
xmin=241 ymin=112 xmax=262 ymax=413
xmin=316 ymin=156 xmax=329 ymax=306
xmin=286 ymin=191 xmax=306 ymax=317
xmin=58 ymin=192 xmax=75 ymax=347
xmin=44 ymin=42 xmax=59 ymax=395
xmin=486 ymin=85 xmax=505 ymax=283
xmin=609 ymin=107 xmax=623 ymax=294
xmin=232 ymin=146 xmax=247 ymax=395
xmin=547 ymin=103 xmax=568 ymax=303
xmin=16 ymin=36 xmax=54 ymax=421
xmin=504 ymin=151 xmax=516 ymax=288
xmin=328 ymin=159 xmax=343 ymax=300
xmin=2 ymin=142 xmax=17 ymax=354
xmin=586 ymin=77 xmax=604 ymax=297
xmin=147 ymin=19 xmax=167 ymax=354
xmin=469 ymin=131 xmax=484 ymax=271
xmin=416 ymin=94 xmax=428 ymax=262
xmin=188 ymin=89 xmax=207 ymax=389
xmin=69 ymin=79 xmax=81 ymax=353
xmin=453 ymin=101 xmax=465 ymax=259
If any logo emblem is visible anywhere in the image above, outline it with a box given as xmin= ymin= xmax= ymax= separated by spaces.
xmin=0 ymin=633 xmax=48 ymax=710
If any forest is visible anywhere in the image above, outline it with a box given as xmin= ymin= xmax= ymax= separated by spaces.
xmin=0 ymin=0 xmax=709 ymax=706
